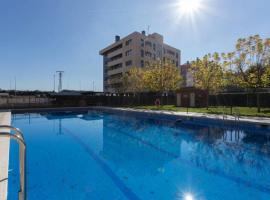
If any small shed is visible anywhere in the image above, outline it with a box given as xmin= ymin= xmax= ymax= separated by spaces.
xmin=176 ymin=87 xmax=207 ymax=107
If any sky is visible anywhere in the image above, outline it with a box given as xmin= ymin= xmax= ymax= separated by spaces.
xmin=0 ymin=0 xmax=269 ymax=91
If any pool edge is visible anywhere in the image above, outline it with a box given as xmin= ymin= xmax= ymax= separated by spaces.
xmin=0 ymin=111 xmax=11 ymax=200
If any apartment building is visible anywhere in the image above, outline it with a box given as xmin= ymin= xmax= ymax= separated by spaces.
xmin=99 ymin=31 xmax=181 ymax=93
xmin=180 ymin=61 xmax=194 ymax=87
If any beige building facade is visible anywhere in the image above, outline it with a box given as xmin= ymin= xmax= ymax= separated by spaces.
xmin=99 ymin=31 xmax=181 ymax=93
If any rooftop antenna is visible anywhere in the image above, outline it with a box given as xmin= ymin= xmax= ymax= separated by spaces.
xmin=53 ymin=74 xmax=56 ymax=92
xmin=14 ymin=76 xmax=17 ymax=97
xmin=56 ymin=71 xmax=64 ymax=92
xmin=147 ymin=25 xmax=151 ymax=35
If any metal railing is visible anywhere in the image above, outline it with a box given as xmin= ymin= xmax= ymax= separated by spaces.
xmin=0 ymin=125 xmax=26 ymax=200
xmin=234 ymin=107 xmax=240 ymax=122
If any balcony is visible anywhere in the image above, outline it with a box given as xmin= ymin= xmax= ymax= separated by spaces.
xmin=107 ymin=59 xmax=123 ymax=67
xmin=107 ymin=67 xmax=123 ymax=76
xmin=107 ymin=48 xmax=123 ymax=58
xmin=107 ymin=78 xmax=122 ymax=85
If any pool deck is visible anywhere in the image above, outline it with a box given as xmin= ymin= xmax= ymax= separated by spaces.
xmin=97 ymin=107 xmax=270 ymax=125
xmin=0 ymin=111 xmax=11 ymax=200
xmin=7 ymin=106 xmax=270 ymax=125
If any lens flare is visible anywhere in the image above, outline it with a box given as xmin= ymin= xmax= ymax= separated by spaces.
xmin=184 ymin=193 xmax=194 ymax=200
xmin=177 ymin=0 xmax=202 ymax=15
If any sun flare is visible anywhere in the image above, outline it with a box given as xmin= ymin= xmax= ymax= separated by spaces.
xmin=176 ymin=0 xmax=203 ymax=16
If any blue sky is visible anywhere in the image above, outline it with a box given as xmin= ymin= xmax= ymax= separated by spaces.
xmin=0 ymin=0 xmax=269 ymax=91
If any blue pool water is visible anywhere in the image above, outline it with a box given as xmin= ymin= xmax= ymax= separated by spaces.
xmin=8 ymin=110 xmax=270 ymax=200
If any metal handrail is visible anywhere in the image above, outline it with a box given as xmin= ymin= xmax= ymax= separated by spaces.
xmin=234 ymin=108 xmax=240 ymax=122
xmin=0 ymin=125 xmax=26 ymax=200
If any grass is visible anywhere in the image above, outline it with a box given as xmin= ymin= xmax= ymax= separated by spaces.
xmin=131 ymin=105 xmax=270 ymax=118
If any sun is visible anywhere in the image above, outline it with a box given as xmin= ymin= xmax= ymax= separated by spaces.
xmin=170 ymin=0 xmax=207 ymax=27
xmin=176 ymin=0 xmax=203 ymax=16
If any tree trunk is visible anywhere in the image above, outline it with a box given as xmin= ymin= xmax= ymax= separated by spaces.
xmin=160 ymin=92 xmax=163 ymax=106
xmin=257 ymin=92 xmax=261 ymax=113
xmin=138 ymin=93 xmax=141 ymax=105
xmin=206 ymin=92 xmax=209 ymax=110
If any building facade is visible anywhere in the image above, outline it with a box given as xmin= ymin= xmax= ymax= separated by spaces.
xmin=99 ymin=31 xmax=181 ymax=93
xmin=180 ymin=61 xmax=194 ymax=87
xmin=177 ymin=62 xmax=208 ymax=107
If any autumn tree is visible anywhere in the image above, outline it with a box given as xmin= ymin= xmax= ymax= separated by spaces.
xmin=190 ymin=52 xmax=225 ymax=108
xmin=221 ymin=52 xmax=238 ymax=87
xmin=228 ymin=35 xmax=270 ymax=112
xmin=143 ymin=60 xmax=182 ymax=104
xmin=144 ymin=61 xmax=182 ymax=91
xmin=122 ymin=67 xmax=145 ymax=94
xmin=122 ymin=61 xmax=182 ymax=104
xmin=262 ymin=65 xmax=270 ymax=86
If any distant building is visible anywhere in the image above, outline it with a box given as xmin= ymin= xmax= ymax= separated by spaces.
xmin=99 ymin=31 xmax=181 ymax=93
xmin=177 ymin=62 xmax=207 ymax=107
xmin=180 ymin=61 xmax=194 ymax=87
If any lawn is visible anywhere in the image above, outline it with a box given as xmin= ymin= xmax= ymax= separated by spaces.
xmin=132 ymin=105 xmax=270 ymax=118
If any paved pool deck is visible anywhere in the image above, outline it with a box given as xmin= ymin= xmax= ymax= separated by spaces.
xmin=96 ymin=107 xmax=270 ymax=125
xmin=6 ymin=106 xmax=270 ymax=125
xmin=0 ymin=111 xmax=11 ymax=200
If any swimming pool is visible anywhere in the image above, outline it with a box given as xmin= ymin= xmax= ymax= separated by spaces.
xmin=8 ymin=109 xmax=270 ymax=200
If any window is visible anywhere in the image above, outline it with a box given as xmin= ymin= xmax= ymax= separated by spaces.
xmin=153 ymin=54 xmax=156 ymax=60
xmin=141 ymin=39 xmax=144 ymax=47
xmin=109 ymin=63 xmax=123 ymax=70
xmin=153 ymin=43 xmax=156 ymax=51
xmin=125 ymin=49 xmax=132 ymax=56
xmin=109 ymin=53 xmax=122 ymax=62
xmin=141 ymin=50 xmax=144 ymax=57
xmin=176 ymin=52 xmax=179 ymax=58
xmin=157 ymin=50 xmax=162 ymax=57
xmin=141 ymin=60 xmax=144 ymax=67
xmin=125 ymin=60 xmax=132 ymax=66
xmin=145 ymin=51 xmax=152 ymax=57
xmin=167 ymin=49 xmax=175 ymax=56
xmin=109 ymin=72 xmax=122 ymax=79
xmin=125 ymin=39 xmax=132 ymax=46
xmin=176 ymin=61 xmax=178 ymax=66
xmin=145 ymin=41 xmax=152 ymax=47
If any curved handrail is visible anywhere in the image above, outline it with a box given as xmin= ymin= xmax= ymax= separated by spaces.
xmin=0 ymin=125 xmax=26 ymax=200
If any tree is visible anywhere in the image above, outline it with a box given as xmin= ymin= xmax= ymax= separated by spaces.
xmin=262 ymin=65 xmax=270 ymax=86
xmin=222 ymin=52 xmax=238 ymax=87
xmin=143 ymin=61 xmax=182 ymax=93
xmin=143 ymin=61 xmax=182 ymax=105
xmin=190 ymin=52 xmax=225 ymax=109
xmin=229 ymin=35 xmax=270 ymax=112
xmin=122 ymin=61 xmax=182 ymax=105
xmin=122 ymin=67 xmax=145 ymax=94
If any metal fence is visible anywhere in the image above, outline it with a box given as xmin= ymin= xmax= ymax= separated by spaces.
xmin=1 ymin=92 xmax=270 ymax=109
xmin=0 ymin=96 xmax=53 ymax=109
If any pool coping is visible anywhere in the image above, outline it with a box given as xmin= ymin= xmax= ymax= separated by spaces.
xmin=97 ymin=107 xmax=270 ymax=124
xmin=0 ymin=111 xmax=11 ymax=200
xmin=8 ymin=106 xmax=270 ymax=126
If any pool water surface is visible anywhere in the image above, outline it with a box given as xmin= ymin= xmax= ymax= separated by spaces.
xmin=8 ymin=110 xmax=270 ymax=200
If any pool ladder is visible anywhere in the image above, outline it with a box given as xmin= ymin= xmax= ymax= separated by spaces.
xmin=222 ymin=107 xmax=240 ymax=123
xmin=0 ymin=125 xmax=26 ymax=200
